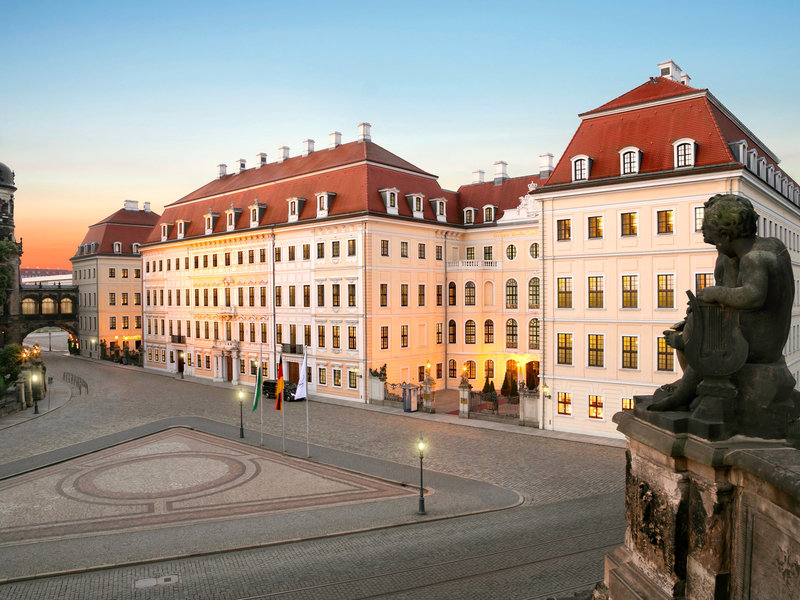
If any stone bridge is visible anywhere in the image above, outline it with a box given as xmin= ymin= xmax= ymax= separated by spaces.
xmin=3 ymin=283 xmax=78 ymax=346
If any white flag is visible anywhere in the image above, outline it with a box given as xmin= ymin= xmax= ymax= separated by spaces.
xmin=296 ymin=346 xmax=308 ymax=400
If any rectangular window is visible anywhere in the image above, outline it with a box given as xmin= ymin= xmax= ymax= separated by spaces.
xmin=436 ymin=285 xmax=443 ymax=306
xmin=401 ymin=325 xmax=409 ymax=348
xmin=557 ymin=333 xmax=573 ymax=365
xmin=332 ymin=325 xmax=340 ymax=349
xmin=347 ymin=239 xmax=356 ymax=256
xmin=134 ymin=268 xmax=141 ymax=278
xmin=348 ymin=326 xmax=357 ymax=350
xmin=317 ymin=242 xmax=324 ymax=259
xmin=695 ymin=273 xmax=714 ymax=293
xmin=380 ymin=283 xmax=388 ymax=307
xmin=225 ymin=252 xmax=231 ymax=266
xmin=121 ymin=292 xmax=129 ymax=305
xmin=122 ymin=316 xmax=129 ymax=329
xmin=657 ymin=336 xmax=674 ymax=371
xmin=621 ymin=275 xmax=638 ymax=308
xmin=557 ymin=392 xmax=572 ymax=415
xmin=418 ymin=243 xmax=426 ymax=259
xmin=108 ymin=268 xmax=116 ymax=278
xmin=261 ymin=286 xmax=267 ymax=306
xmin=275 ymin=286 xmax=282 ymax=307
xmin=556 ymin=219 xmax=571 ymax=241
xmin=109 ymin=316 xmax=117 ymax=330
xmin=400 ymin=241 xmax=408 ymax=258
xmin=318 ymin=367 xmax=327 ymax=385
xmin=381 ymin=326 xmax=388 ymax=349
xmin=331 ymin=241 xmax=340 ymax=257
xmin=657 ymin=274 xmax=675 ymax=308
xmin=483 ymin=246 xmax=493 ymax=261
xmin=622 ymin=336 xmax=638 ymax=369
xmin=621 ymin=212 xmax=638 ymax=236
xmin=304 ymin=285 xmax=311 ymax=307
xmin=435 ymin=245 xmax=443 ymax=260
xmin=418 ymin=284 xmax=425 ymax=306
xmin=317 ymin=284 xmax=325 ymax=307
xmin=588 ymin=395 xmax=604 ymax=419
xmin=587 ymin=216 xmax=603 ymax=239
xmin=557 ymin=277 xmax=572 ymax=309
xmin=657 ymin=209 xmax=674 ymax=234
xmin=588 ymin=334 xmax=604 ymax=367
xmin=289 ymin=246 xmax=296 ymax=261
xmin=348 ymin=284 xmax=356 ymax=307
xmin=436 ymin=322 xmax=442 ymax=344
xmin=249 ymin=287 xmax=255 ymax=307
xmin=109 ymin=292 xmax=116 ymax=306
xmin=276 ymin=324 xmax=282 ymax=344
xmin=332 ymin=284 xmax=340 ymax=307
xmin=121 ymin=268 xmax=129 ymax=278
xmin=333 ymin=369 xmax=341 ymax=387
xmin=466 ymin=247 xmax=475 ymax=260
xmin=400 ymin=284 xmax=408 ymax=307
xmin=288 ymin=285 xmax=296 ymax=307
xmin=274 ymin=247 xmax=281 ymax=262
xmin=318 ymin=325 xmax=325 ymax=348
xmin=694 ymin=206 xmax=705 ymax=232
xmin=135 ymin=316 xmax=142 ymax=329
xmin=212 ymin=254 xmax=218 ymax=267
xmin=622 ymin=397 xmax=635 ymax=410
xmin=348 ymin=371 xmax=358 ymax=389
xmin=587 ymin=276 xmax=603 ymax=308
xmin=380 ymin=240 xmax=389 ymax=256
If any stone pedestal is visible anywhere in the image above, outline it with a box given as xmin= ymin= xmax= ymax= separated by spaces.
xmin=458 ymin=379 xmax=471 ymax=418
xmin=606 ymin=409 xmax=800 ymax=599
xmin=422 ymin=376 xmax=435 ymax=413
xmin=519 ymin=389 xmax=540 ymax=427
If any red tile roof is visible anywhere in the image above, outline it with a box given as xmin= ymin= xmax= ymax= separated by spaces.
xmin=457 ymin=175 xmax=545 ymax=224
xmin=73 ymin=208 xmax=161 ymax=258
xmin=582 ymin=77 xmax=703 ymax=116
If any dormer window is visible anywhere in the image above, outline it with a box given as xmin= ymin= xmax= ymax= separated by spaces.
xmin=160 ymin=224 xmax=170 ymax=241
xmin=378 ymin=188 xmax=401 ymax=216
xmin=250 ymin=207 xmax=258 ymax=223
xmin=570 ymin=155 xmax=592 ymax=181
xmin=132 ymin=243 xmax=140 ymax=254
xmin=464 ymin=208 xmax=475 ymax=224
xmin=113 ymin=241 xmax=122 ymax=254
xmin=226 ymin=211 xmax=235 ymax=231
xmin=315 ymin=192 xmax=335 ymax=219
xmin=176 ymin=219 xmax=190 ymax=239
xmin=286 ymin=197 xmax=305 ymax=223
xmin=747 ymin=149 xmax=758 ymax=172
xmin=203 ymin=208 xmax=219 ymax=235
xmin=758 ymin=157 xmax=767 ymax=180
xmin=205 ymin=216 xmax=213 ymax=233
xmin=673 ymin=138 xmax=696 ymax=168
xmin=405 ymin=193 xmax=425 ymax=219
xmin=247 ymin=200 xmax=265 ymax=228
xmin=619 ymin=147 xmax=641 ymax=175
xmin=483 ymin=206 xmax=495 ymax=223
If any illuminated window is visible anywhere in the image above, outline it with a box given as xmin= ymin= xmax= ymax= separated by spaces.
xmin=588 ymin=334 xmax=604 ymax=367
xmin=695 ymin=273 xmax=714 ymax=293
xmin=506 ymin=319 xmax=518 ymax=349
xmin=588 ymin=216 xmax=603 ymax=239
xmin=588 ymin=395 xmax=603 ymax=419
xmin=622 ymin=397 xmax=635 ymax=410
xmin=484 ymin=320 xmax=494 ymax=343
xmin=657 ymin=210 xmax=674 ymax=234
xmin=621 ymin=212 xmax=638 ymax=236
xmin=528 ymin=278 xmax=540 ymax=309
xmin=557 ymin=277 xmax=572 ymax=308
xmin=557 ymin=333 xmax=572 ymax=365
xmin=465 ymin=320 xmax=476 ymax=344
xmin=556 ymin=219 xmax=571 ymax=241
xmin=621 ymin=275 xmax=638 ymax=308
xmin=657 ymin=337 xmax=674 ymax=371
xmin=505 ymin=279 xmax=518 ymax=309
xmin=657 ymin=274 xmax=675 ymax=308
xmin=587 ymin=276 xmax=603 ymax=308
xmin=622 ymin=336 xmax=638 ymax=369
xmin=557 ymin=392 xmax=572 ymax=415
xmin=528 ymin=319 xmax=540 ymax=350
xmin=465 ymin=282 xmax=476 ymax=305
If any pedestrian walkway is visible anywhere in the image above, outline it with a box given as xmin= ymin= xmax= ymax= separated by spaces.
xmin=0 ymin=381 xmax=71 ymax=431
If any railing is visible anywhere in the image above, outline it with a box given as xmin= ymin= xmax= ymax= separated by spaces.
xmin=220 ymin=306 xmax=237 ymax=316
xmin=63 ymin=372 xmax=89 ymax=395
xmin=171 ymin=335 xmax=186 ymax=344
xmin=446 ymin=259 xmax=501 ymax=270
xmin=281 ymin=343 xmax=305 ymax=355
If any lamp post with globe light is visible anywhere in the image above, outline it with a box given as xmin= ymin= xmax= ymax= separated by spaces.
xmin=417 ymin=435 xmax=426 ymax=515
xmin=237 ymin=389 xmax=245 ymax=439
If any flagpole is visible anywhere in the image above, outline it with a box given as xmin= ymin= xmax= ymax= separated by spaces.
xmin=305 ymin=345 xmax=310 ymax=458
xmin=280 ymin=353 xmax=286 ymax=454
xmin=259 ymin=346 xmax=263 ymax=447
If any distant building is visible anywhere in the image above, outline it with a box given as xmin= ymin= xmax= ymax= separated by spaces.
xmin=21 ymin=268 xmax=72 ymax=287
xmin=71 ymin=200 xmax=160 ymax=359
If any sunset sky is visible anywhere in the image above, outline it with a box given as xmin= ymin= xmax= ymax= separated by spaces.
xmin=3 ymin=0 xmax=799 ymax=270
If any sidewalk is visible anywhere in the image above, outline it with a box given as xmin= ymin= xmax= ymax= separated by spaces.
xmin=14 ymin=351 xmax=625 ymax=449
xmin=0 ymin=381 xmax=72 ymax=431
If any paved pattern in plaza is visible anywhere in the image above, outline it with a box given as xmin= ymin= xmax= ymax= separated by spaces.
xmin=0 ymin=428 xmax=413 ymax=545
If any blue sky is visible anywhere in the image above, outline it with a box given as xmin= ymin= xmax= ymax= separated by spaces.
xmin=2 ymin=0 xmax=799 ymax=267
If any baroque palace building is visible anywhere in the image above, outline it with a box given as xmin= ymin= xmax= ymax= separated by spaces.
xmin=140 ymin=61 xmax=800 ymax=437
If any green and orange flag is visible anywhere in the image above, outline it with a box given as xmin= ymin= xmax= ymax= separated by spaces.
xmin=275 ymin=363 xmax=285 ymax=411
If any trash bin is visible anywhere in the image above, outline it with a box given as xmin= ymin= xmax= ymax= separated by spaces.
xmin=403 ymin=387 xmax=411 ymax=412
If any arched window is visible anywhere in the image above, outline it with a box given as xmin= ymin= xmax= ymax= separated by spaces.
xmin=529 ymin=243 xmax=539 ymax=258
xmin=290 ymin=201 xmax=297 ymax=215
xmin=484 ymin=206 xmax=494 ymax=222
xmin=673 ymin=139 xmax=696 ymax=168
xmin=41 ymin=298 xmax=56 ymax=314
xmin=484 ymin=319 xmax=494 ymax=343
xmin=506 ymin=318 xmax=518 ymax=348
xmin=448 ymin=319 xmax=456 ymax=343
xmin=485 ymin=359 xmax=494 ymax=379
xmin=448 ymin=359 xmax=457 ymax=378
xmin=528 ymin=318 xmax=540 ymax=349
xmin=465 ymin=360 xmax=476 ymax=379
xmin=113 ymin=241 xmax=122 ymax=253
xmin=60 ymin=298 xmax=74 ymax=314
xmin=21 ymin=298 xmax=36 ymax=314
xmin=573 ymin=158 xmax=588 ymax=180
xmin=528 ymin=277 xmax=540 ymax=309
xmin=464 ymin=281 xmax=476 ymax=305
xmin=448 ymin=281 xmax=456 ymax=306
xmin=505 ymin=279 xmax=518 ymax=309
xmin=389 ymin=192 xmax=396 ymax=208
xmin=465 ymin=320 xmax=476 ymax=344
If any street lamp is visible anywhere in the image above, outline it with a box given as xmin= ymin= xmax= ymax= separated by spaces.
xmin=31 ymin=373 xmax=39 ymax=414
xmin=237 ymin=389 xmax=245 ymax=439
xmin=417 ymin=435 xmax=426 ymax=515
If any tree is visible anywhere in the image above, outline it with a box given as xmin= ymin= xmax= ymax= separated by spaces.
xmin=500 ymin=372 xmax=510 ymax=396
xmin=0 ymin=239 xmax=17 ymax=307
xmin=482 ymin=376 xmax=492 ymax=394
xmin=0 ymin=344 xmax=22 ymax=391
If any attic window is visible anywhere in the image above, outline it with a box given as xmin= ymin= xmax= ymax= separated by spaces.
xmin=177 ymin=221 xmax=186 ymax=239
xmin=226 ymin=212 xmax=235 ymax=230
xmin=673 ymin=139 xmax=696 ymax=168
xmin=405 ymin=193 xmax=425 ymax=219
xmin=160 ymin=224 xmax=169 ymax=241
xmin=389 ymin=193 xmax=396 ymax=208
xmin=484 ymin=206 xmax=494 ymax=222
xmin=250 ymin=207 xmax=258 ymax=223
xmin=619 ymin=147 xmax=641 ymax=175
xmin=290 ymin=201 xmax=297 ymax=215
xmin=113 ymin=241 xmax=122 ymax=253
xmin=205 ymin=216 xmax=213 ymax=234
xmin=438 ymin=201 xmax=445 ymax=216
xmin=132 ymin=243 xmax=140 ymax=254
xmin=570 ymin=155 xmax=592 ymax=181
xmin=378 ymin=188 xmax=401 ymax=216
xmin=316 ymin=192 xmax=334 ymax=218
xmin=464 ymin=209 xmax=474 ymax=224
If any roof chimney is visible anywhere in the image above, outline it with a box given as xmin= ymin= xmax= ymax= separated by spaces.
xmin=238 ymin=158 xmax=246 ymax=173
xmin=472 ymin=169 xmax=485 ymax=184
xmin=143 ymin=202 xmax=151 ymax=213
xmin=302 ymin=139 xmax=315 ymax=156
xmin=539 ymin=153 xmax=554 ymax=178
xmin=657 ymin=60 xmax=687 ymax=83
xmin=257 ymin=152 xmax=267 ymax=167
xmin=123 ymin=199 xmax=139 ymax=211
xmin=278 ymin=146 xmax=290 ymax=162
xmin=493 ymin=161 xmax=508 ymax=185
xmin=218 ymin=163 xmax=227 ymax=178
xmin=329 ymin=131 xmax=342 ymax=149
xmin=680 ymin=72 xmax=692 ymax=86
xmin=358 ymin=122 xmax=371 ymax=143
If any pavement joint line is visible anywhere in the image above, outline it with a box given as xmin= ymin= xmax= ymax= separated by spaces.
xmin=41 ymin=352 xmax=627 ymax=449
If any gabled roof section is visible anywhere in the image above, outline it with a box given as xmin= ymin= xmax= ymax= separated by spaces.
xmin=73 ymin=206 xmax=160 ymax=259
xmin=457 ymin=175 xmax=545 ymax=223
xmin=172 ymin=140 xmax=436 ymax=207
xmin=95 ymin=207 xmax=161 ymax=227
xmin=582 ymin=77 xmax=704 ymax=117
